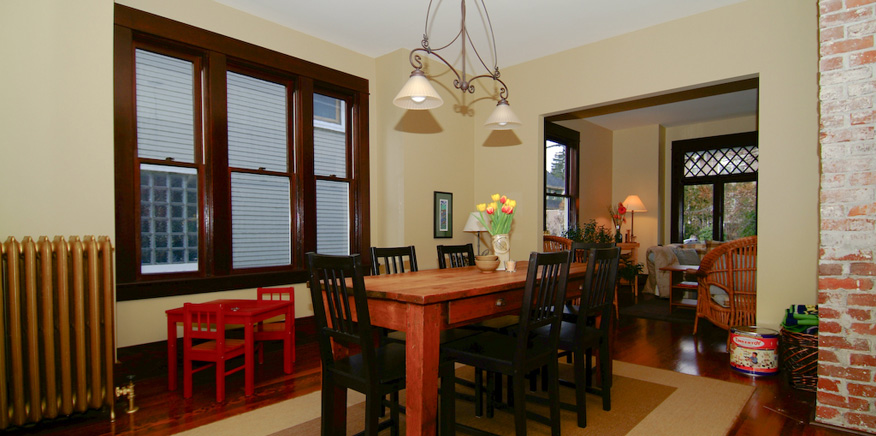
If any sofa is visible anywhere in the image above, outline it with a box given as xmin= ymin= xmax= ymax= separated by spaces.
xmin=643 ymin=243 xmax=709 ymax=298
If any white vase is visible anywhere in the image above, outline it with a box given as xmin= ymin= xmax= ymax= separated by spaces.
xmin=491 ymin=233 xmax=510 ymax=270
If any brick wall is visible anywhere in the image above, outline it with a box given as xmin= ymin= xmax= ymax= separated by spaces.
xmin=818 ymin=0 xmax=876 ymax=433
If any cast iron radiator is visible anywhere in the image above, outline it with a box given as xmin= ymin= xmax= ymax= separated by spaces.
xmin=0 ymin=236 xmax=115 ymax=429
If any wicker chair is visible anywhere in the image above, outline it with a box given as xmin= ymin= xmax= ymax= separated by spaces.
xmin=693 ymin=236 xmax=757 ymax=334
xmin=544 ymin=234 xmax=572 ymax=252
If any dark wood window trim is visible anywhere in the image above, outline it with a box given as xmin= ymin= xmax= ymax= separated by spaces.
xmin=670 ymin=131 xmax=757 ymax=242
xmin=114 ymin=5 xmax=370 ymax=301
xmin=544 ymin=122 xmax=580 ymax=232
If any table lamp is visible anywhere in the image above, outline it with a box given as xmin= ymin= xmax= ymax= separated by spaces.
xmin=463 ymin=212 xmax=489 ymax=255
xmin=622 ymin=195 xmax=647 ymax=242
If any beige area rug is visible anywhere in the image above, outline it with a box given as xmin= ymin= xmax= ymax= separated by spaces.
xmin=173 ymin=361 xmax=753 ymax=436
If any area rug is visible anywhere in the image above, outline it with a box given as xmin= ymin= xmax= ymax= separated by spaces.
xmin=172 ymin=361 xmax=753 ymax=436
xmin=619 ymin=297 xmax=696 ymax=324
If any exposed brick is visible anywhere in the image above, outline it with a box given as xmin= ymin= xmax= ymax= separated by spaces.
xmin=822 ymin=144 xmax=851 ymax=161
xmin=850 ymin=203 xmax=876 ymax=217
xmin=846 ymin=412 xmax=876 ymax=430
xmin=849 ymin=171 xmax=876 ymax=186
xmin=820 ymin=377 xmax=843 ymax=392
xmin=850 ymin=321 xmax=876 ymax=334
xmin=820 ymin=263 xmax=845 ymax=276
xmin=849 ymin=293 xmax=876 ymax=306
xmin=822 ymin=157 xmax=874 ymax=174
xmin=849 ymin=80 xmax=876 ymax=96
xmin=820 ymin=85 xmax=846 ymax=102
xmin=851 ymin=49 xmax=876 ymax=66
xmin=821 ymin=218 xmax=875 ymax=231
xmin=820 ymin=0 xmax=843 ymax=15
xmin=820 ymin=306 xmax=844 ymax=318
xmin=851 ymin=110 xmax=876 ymax=125
xmin=821 ymin=96 xmax=874 ymax=114
xmin=821 ymin=126 xmax=876 ymax=144
xmin=819 ymin=291 xmax=845 ymax=305
xmin=816 ymin=405 xmax=841 ymax=420
xmin=818 ymin=391 xmax=872 ymax=410
xmin=848 ymin=307 xmax=874 ymax=320
xmin=849 ymin=383 xmax=876 ymax=397
xmin=851 ymin=263 xmax=876 ymax=275
xmin=821 ymin=55 xmax=845 ymax=71
xmin=821 ymin=37 xmax=874 ymax=56
xmin=821 ymin=320 xmax=845 ymax=333
xmin=822 ymin=204 xmax=848 ymax=219
xmin=851 ymin=142 xmax=876 ymax=155
xmin=821 ymin=26 xmax=846 ymax=43
xmin=851 ymin=353 xmax=876 ymax=366
xmin=821 ymin=67 xmax=875 ymax=86
xmin=820 ymin=335 xmax=872 ymax=352
xmin=820 ymin=188 xmax=874 ymax=204
xmin=821 ymin=8 xmax=875 ymax=28
xmin=847 ymin=0 xmax=876 ymax=9
xmin=821 ymin=114 xmax=846 ymax=129
xmin=848 ymin=20 xmax=876 ymax=38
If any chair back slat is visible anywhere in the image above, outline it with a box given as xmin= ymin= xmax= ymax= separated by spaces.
xmin=579 ymin=248 xmax=621 ymax=330
xmin=183 ymin=303 xmax=225 ymax=344
xmin=307 ymin=253 xmax=377 ymax=371
xmin=543 ymin=235 xmax=572 ymax=252
xmin=370 ymin=246 xmax=418 ymax=275
xmin=516 ymin=250 xmax=573 ymax=359
xmin=257 ymin=286 xmax=293 ymax=301
xmin=437 ymin=243 xmax=475 ymax=269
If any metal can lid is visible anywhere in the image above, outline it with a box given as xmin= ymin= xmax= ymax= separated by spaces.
xmin=731 ymin=326 xmax=779 ymax=337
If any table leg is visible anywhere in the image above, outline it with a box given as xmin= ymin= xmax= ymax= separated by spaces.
xmin=244 ymin=322 xmax=254 ymax=396
xmin=284 ymin=302 xmax=294 ymax=374
xmin=405 ymin=304 xmax=441 ymax=436
xmin=167 ymin=318 xmax=177 ymax=391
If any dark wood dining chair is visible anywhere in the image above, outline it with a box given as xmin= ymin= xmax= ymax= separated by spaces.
xmin=182 ymin=303 xmax=247 ymax=403
xmin=437 ymin=243 xmax=475 ymax=268
xmin=253 ymin=287 xmax=295 ymax=366
xmin=307 ymin=252 xmax=406 ymax=436
xmin=536 ymin=247 xmax=620 ymax=428
xmin=370 ymin=246 xmax=418 ymax=275
xmin=569 ymin=241 xmax=619 ymax=317
xmin=440 ymin=250 xmax=573 ymax=436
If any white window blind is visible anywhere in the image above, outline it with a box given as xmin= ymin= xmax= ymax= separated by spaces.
xmin=135 ymin=49 xmax=195 ymax=163
xmin=231 ymin=173 xmax=291 ymax=268
xmin=227 ymin=72 xmax=288 ymax=172
xmin=316 ymin=180 xmax=350 ymax=255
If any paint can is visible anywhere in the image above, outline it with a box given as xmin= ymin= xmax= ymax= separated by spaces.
xmin=729 ymin=326 xmax=779 ymax=376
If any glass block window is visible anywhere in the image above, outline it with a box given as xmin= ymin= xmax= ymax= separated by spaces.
xmin=683 ymin=146 xmax=758 ymax=178
xmin=140 ymin=164 xmax=198 ymax=273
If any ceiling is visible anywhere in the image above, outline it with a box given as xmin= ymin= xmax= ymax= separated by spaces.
xmin=213 ymin=0 xmax=755 ymax=130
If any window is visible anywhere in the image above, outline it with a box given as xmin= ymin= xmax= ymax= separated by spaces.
xmin=544 ymin=122 xmax=579 ymax=235
xmin=670 ymin=132 xmax=758 ymax=242
xmin=114 ymin=5 xmax=370 ymax=300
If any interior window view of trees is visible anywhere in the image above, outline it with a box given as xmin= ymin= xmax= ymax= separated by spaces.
xmin=671 ymin=132 xmax=758 ymax=242
xmin=544 ymin=123 xmax=579 ymax=236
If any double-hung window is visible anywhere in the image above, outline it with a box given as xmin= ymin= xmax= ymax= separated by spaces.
xmin=544 ymin=122 xmax=579 ymax=235
xmin=114 ymin=5 xmax=369 ymax=300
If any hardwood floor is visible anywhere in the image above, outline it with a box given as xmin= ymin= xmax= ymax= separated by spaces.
xmin=3 ymin=285 xmax=856 ymax=436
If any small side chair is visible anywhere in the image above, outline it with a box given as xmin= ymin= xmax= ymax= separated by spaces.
xmin=182 ymin=303 xmax=247 ymax=403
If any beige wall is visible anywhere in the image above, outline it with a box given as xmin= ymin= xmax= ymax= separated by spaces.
xmin=1 ymin=0 xmax=816 ymax=347
xmin=470 ymin=0 xmax=818 ymax=325
xmin=557 ymin=120 xmax=615 ymax=231
xmin=612 ymin=125 xmax=661 ymax=265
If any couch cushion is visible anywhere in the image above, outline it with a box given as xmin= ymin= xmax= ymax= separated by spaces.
xmin=672 ymin=248 xmax=701 ymax=266
xmin=710 ymin=285 xmax=730 ymax=307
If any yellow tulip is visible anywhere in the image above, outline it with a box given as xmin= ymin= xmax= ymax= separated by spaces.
xmin=477 ymin=203 xmax=486 ymax=212
xmin=491 ymin=194 xmax=501 ymax=202
xmin=507 ymin=199 xmax=516 ymax=208
xmin=489 ymin=202 xmax=497 ymax=210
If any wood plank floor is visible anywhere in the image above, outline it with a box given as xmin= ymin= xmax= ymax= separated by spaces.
xmin=2 ymin=286 xmax=857 ymax=436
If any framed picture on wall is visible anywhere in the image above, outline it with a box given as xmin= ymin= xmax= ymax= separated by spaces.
xmin=434 ymin=191 xmax=453 ymax=238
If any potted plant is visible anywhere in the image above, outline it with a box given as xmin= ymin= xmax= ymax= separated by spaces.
xmin=562 ymin=219 xmax=614 ymax=243
xmin=618 ymin=258 xmax=644 ymax=285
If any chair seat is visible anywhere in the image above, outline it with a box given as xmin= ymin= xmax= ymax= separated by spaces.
xmin=331 ymin=342 xmax=407 ymax=386
xmin=191 ymin=338 xmax=246 ymax=354
xmin=386 ymin=327 xmax=480 ymax=344
xmin=534 ymin=321 xmax=602 ymax=350
xmin=441 ymin=331 xmax=556 ymax=373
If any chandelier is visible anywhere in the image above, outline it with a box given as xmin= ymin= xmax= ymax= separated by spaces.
xmin=392 ymin=0 xmax=521 ymax=130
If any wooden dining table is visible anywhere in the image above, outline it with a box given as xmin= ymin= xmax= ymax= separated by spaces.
xmin=165 ymin=298 xmax=294 ymax=396
xmin=324 ymin=261 xmax=589 ymax=436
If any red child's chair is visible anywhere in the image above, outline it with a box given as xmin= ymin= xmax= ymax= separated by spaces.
xmin=254 ymin=287 xmax=296 ymax=368
xmin=183 ymin=303 xmax=247 ymax=402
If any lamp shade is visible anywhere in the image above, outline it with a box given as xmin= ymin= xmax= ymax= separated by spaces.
xmin=484 ymin=100 xmax=522 ymax=130
xmin=463 ymin=212 xmax=488 ymax=232
xmin=622 ymin=195 xmax=647 ymax=212
xmin=393 ymin=70 xmax=443 ymax=110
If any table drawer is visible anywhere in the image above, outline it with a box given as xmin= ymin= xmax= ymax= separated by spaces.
xmin=447 ymin=290 xmax=522 ymax=325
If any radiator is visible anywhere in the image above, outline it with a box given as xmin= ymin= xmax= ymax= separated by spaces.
xmin=0 ymin=236 xmax=115 ymax=429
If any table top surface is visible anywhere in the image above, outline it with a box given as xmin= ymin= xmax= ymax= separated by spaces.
xmin=361 ymin=261 xmax=589 ymax=305
xmin=165 ymin=299 xmax=290 ymax=316
xmin=659 ymin=264 xmax=700 ymax=272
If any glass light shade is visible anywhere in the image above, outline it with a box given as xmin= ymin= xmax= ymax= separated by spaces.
xmin=463 ymin=212 xmax=488 ymax=232
xmin=622 ymin=194 xmax=647 ymax=212
xmin=393 ymin=70 xmax=443 ymax=110
xmin=484 ymin=100 xmax=522 ymax=130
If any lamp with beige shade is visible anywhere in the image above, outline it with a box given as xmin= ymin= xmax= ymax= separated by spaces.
xmin=622 ymin=195 xmax=647 ymax=242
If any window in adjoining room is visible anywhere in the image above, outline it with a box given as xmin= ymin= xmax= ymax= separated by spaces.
xmin=544 ymin=122 xmax=579 ymax=236
xmin=670 ymin=131 xmax=758 ymax=243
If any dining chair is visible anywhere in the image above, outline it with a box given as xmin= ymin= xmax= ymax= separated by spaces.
xmin=436 ymin=243 xmax=475 ymax=268
xmin=253 ymin=287 xmax=295 ymax=366
xmin=440 ymin=250 xmax=573 ymax=436
xmin=307 ymin=252 xmax=407 ymax=436
xmin=568 ymin=241 xmax=619 ymax=317
xmin=182 ymin=303 xmax=247 ymax=403
xmin=370 ymin=246 xmax=418 ymax=275
xmin=543 ymin=234 xmax=572 ymax=252
xmin=536 ymin=247 xmax=620 ymax=428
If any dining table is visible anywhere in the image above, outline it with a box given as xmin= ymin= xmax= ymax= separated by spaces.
xmin=323 ymin=260 xmax=589 ymax=436
xmin=165 ymin=298 xmax=294 ymax=396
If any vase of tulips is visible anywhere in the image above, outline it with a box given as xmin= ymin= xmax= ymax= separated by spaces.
xmin=475 ymin=194 xmax=517 ymax=270
xmin=609 ymin=202 xmax=627 ymax=244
